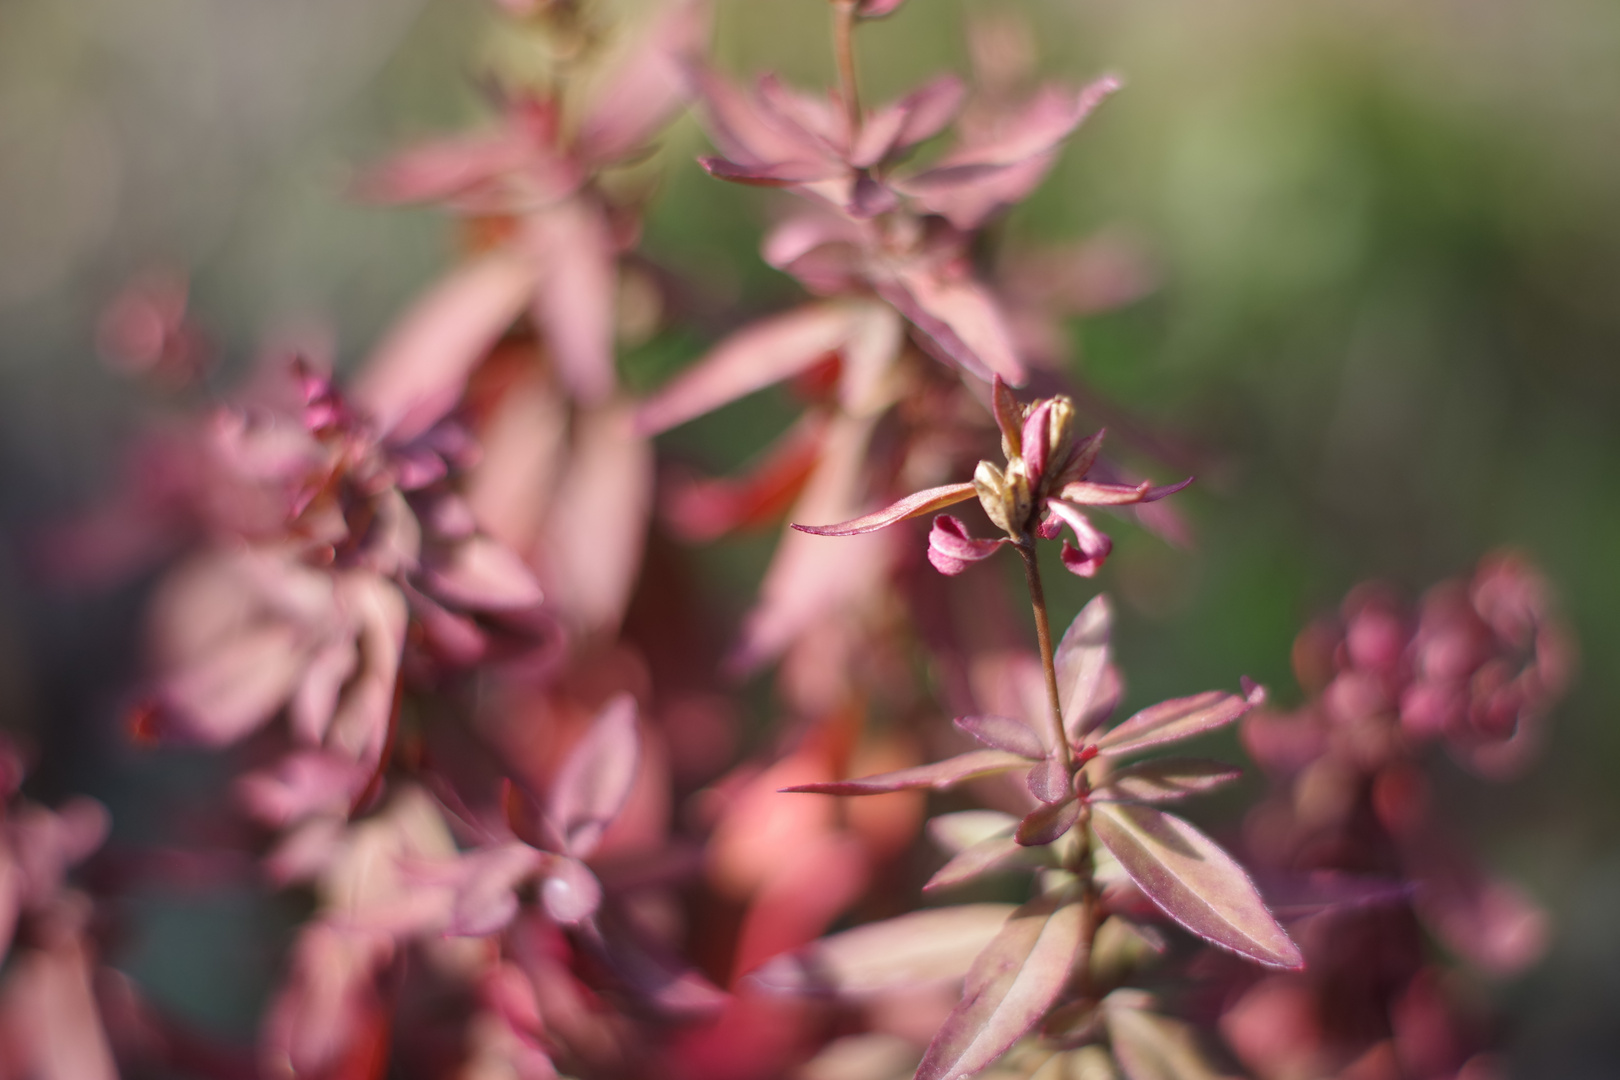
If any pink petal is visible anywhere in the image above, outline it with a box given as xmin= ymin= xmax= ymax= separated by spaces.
xmin=547 ymin=694 xmax=640 ymax=859
xmin=524 ymin=199 xmax=617 ymax=406
xmin=444 ymin=843 xmax=548 ymax=936
xmin=954 ymin=714 xmax=1045 ymax=759
xmin=323 ymin=574 xmax=408 ymax=770
xmin=1059 ymin=476 xmax=1193 ymax=506
xmin=237 ymin=750 xmax=371 ymax=827
xmin=354 ymin=252 xmax=538 ymax=441
xmin=792 ymin=482 xmax=976 ymax=537
xmin=783 ymin=748 xmax=1029 ymax=795
xmin=750 ymin=903 xmax=1017 ymax=997
xmin=1092 ymin=802 xmax=1302 ymax=969
xmin=159 ymin=622 xmax=310 ymax=745
xmin=637 ymin=302 xmax=867 ymax=435
xmin=1047 ymin=501 xmax=1112 ymax=578
xmin=540 ymin=855 xmax=604 ymax=926
xmin=1095 ymin=689 xmax=1255 ymax=758
xmin=1092 ymin=758 xmax=1241 ymax=803
xmin=927 ymin=514 xmax=1009 ymax=575
xmin=914 ymin=891 xmax=1085 ymax=1080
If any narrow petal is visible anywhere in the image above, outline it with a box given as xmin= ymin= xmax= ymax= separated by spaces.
xmin=851 ymin=75 xmax=966 ymax=167
xmin=1095 ymin=690 xmax=1255 ymax=758
xmin=1059 ymin=477 xmax=1193 ymax=506
xmin=954 ymin=714 xmax=1045 ymax=759
xmin=791 ymin=482 xmax=975 ymax=537
xmin=782 ymin=748 xmax=1029 ymax=795
xmin=1092 ymin=802 xmax=1302 ymax=969
xmin=927 ymin=514 xmax=1010 ymax=575
xmin=1047 ymin=502 xmax=1112 ymax=578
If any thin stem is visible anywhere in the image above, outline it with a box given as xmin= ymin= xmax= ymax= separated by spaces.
xmin=832 ymin=0 xmax=861 ymax=139
xmin=1016 ymin=539 xmax=1072 ymax=770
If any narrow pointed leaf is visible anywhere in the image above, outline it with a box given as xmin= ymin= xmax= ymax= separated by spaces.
xmin=783 ymin=748 xmax=1027 ymax=795
xmin=1091 ymin=802 xmax=1302 ymax=969
xmin=1016 ymin=798 xmax=1080 ymax=846
xmin=1055 ymin=595 xmax=1114 ymax=740
xmin=1060 ymin=477 xmax=1193 ymax=506
xmin=1095 ymin=691 xmax=1253 ymax=758
xmin=547 ymin=694 xmax=639 ymax=858
xmin=926 ymin=833 xmax=1042 ymax=892
xmin=1093 ymin=759 xmax=1241 ymax=804
xmin=790 ymin=482 xmax=975 ymax=537
xmin=1105 ymin=998 xmax=1236 ymax=1080
xmin=928 ymin=811 xmax=1020 ymax=854
xmin=955 ymin=714 xmax=1045 ymax=759
xmin=750 ymin=904 xmax=1017 ymax=997
xmin=915 ymin=892 xmax=1086 ymax=1080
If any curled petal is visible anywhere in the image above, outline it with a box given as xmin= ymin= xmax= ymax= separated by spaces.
xmin=783 ymin=748 xmax=1029 ymax=795
xmin=1048 ymin=502 xmax=1113 ymax=578
xmin=1059 ymin=476 xmax=1194 ymax=506
xmin=791 ymin=482 xmax=975 ymax=537
xmin=927 ymin=514 xmax=1010 ymax=575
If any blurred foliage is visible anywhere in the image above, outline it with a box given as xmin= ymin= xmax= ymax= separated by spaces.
xmin=2 ymin=0 xmax=1618 ymax=1072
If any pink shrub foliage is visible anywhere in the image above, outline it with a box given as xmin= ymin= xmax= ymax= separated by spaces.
xmin=19 ymin=0 xmax=1571 ymax=1078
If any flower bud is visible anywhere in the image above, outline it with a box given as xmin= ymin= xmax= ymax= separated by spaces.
xmin=974 ymin=459 xmax=1031 ymax=536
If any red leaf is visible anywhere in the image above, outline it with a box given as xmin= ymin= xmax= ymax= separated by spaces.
xmin=1091 ymin=803 xmax=1302 ymax=969
xmin=791 ymin=481 xmax=976 ymax=537
xmin=1025 ymin=755 xmax=1071 ymax=804
xmin=1093 ymin=759 xmax=1241 ymax=803
xmin=1054 ymin=595 xmax=1116 ymax=741
xmin=926 ymin=833 xmax=1046 ymax=892
xmin=1015 ymin=798 xmax=1079 ymax=846
xmin=914 ymin=891 xmax=1086 ymax=1080
xmin=782 ymin=748 xmax=1028 ymax=795
xmin=546 ymin=694 xmax=640 ymax=858
xmin=1094 ymin=691 xmax=1253 ymax=758
xmin=749 ymin=903 xmax=1017 ymax=998
xmin=954 ymin=714 xmax=1044 ymax=759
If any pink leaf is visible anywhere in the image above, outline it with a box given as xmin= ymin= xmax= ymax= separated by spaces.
xmin=423 ymin=536 xmax=545 ymax=611
xmin=926 ymin=833 xmax=1042 ymax=892
xmin=1105 ymin=995 xmax=1235 ymax=1080
xmin=750 ymin=903 xmax=1018 ymax=997
xmin=954 ymin=714 xmax=1044 ymax=759
xmin=1054 ymin=595 xmax=1115 ymax=741
xmin=354 ymin=131 xmax=524 ymax=206
xmin=914 ymin=891 xmax=1086 ymax=1080
xmin=1015 ymin=798 xmax=1079 ymax=846
xmin=690 ymin=67 xmax=831 ymax=167
xmin=354 ymin=252 xmax=537 ymax=441
xmin=851 ymin=76 xmax=966 ymax=167
xmin=1091 ymin=802 xmax=1302 ymax=969
xmin=928 ymin=514 xmax=1010 ymax=575
xmin=547 ymin=694 xmax=640 ymax=858
xmin=524 ymin=199 xmax=617 ymax=405
xmin=637 ymin=303 xmax=864 ymax=435
xmin=954 ymin=77 xmax=1121 ymax=167
xmin=1095 ymin=691 xmax=1254 ymax=758
xmin=444 ymin=843 xmax=547 ymax=936
xmin=783 ymin=749 xmax=1028 ymax=795
xmin=575 ymin=0 xmax=711 ymax=165
xmin=1093 ymin=759 xmax=1241 ymax=803
xmin=879 ymin=272 xmax=1026 ymax=385
xmin=791 ymin=482 xmax=976 ymax=537
xmin=699 ymin=156 xmax=841 ymax=186
xmin=1025 ymin=755 xmax=1072 ymax=804
xmin=1059 ymin=477 xmax=1193 ymax=506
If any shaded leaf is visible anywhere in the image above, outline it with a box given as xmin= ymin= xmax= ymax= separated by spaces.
xmin=1091 ymin=803 xmax=1301 ymax=969
xmin=1026 ymin=755 xmax=1072 ymax=804
xmin=928 ymin=811 xmax=1021 ymax=854
xmin=1055 ymin=595 xmax=1115 ymax=740
xmin=926 ymin=832 xmax=1044 ymax=892
xmin=1094 ymin=759 xmax=1241 ymax=804
xmin=750 ymin=903 xmax=1017 ymax=997
xmin=1016 ymin=798 xmax=1080 ymax=846
xmin=955 ymin=714 xmax=1044 ymax=759
xmin=1095 ymin=691 xmax=1253 ymax=759
xmin=423 ymin=536 xmax=545 ymax=611
xmin=915 ymin=891 xmax=1085 ymax=1080
xmin=783 ymin=748 xmax=1028 ymax=795
xmin=1105 ymin=996 xmax=1237 ymax=1080
xmin=546 ymin=694 xmax=640 ymax=858
xmin=791 ymin=482 xmax=976 ymax=537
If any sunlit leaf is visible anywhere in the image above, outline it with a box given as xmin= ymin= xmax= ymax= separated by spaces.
xmin=1091 ymin=803 xmax=1301 ymax=969
xmin=1093 ymin=759 xmax=1240 ymax=804
xmin=791 ymin=482 xmax=977 ymax=537
xmin=1054 ymin=595 xmax=1116 ymax=740
xmin=1094 ymin=692 xmax=1253 ymax=759
xmin=783 ymin=749 xmax=1028 ymax=795
xmin=956 ymin=714 xmax=1045 ymax=759
xmin=1105 ymin=995 xmax=1238 ymax=1080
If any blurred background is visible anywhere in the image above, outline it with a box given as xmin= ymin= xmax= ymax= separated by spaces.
xmin=0 ymin=0 xmax=1616 ymax=1074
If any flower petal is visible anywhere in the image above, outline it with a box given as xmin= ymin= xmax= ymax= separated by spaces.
xmin=927 ymin=514 xmax=1010 ymax=575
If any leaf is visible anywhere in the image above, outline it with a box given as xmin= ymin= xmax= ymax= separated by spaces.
xmin=1054 ymin=595 xmax=1115 ymax=740
xmin=699 ymin=156 xmax=840 ymax=186
xmin=636 ymin=303 xmax=864 ymax=435
xmin=783 ymin=748 xmax=1028 ymax=795
xmin=926 ymin=832 xmax=1045 ymax=892
xmin=1093 ymin=759 xmax=1241 ymax=804
xmin=574 ymin=0 xmax=711 ymax=165
xmin=1016 ymin=798 xmax=1080 ymax=846
xmin=1091 ymin=803 xmax=1302 ymax=969
xmin=790 ymin=482 xmax=977 ymax=537
xmin=1025 ymin=755 xmax=1072 ymax=804
xmin=928 ymin=811 xmax=1021 ymax=854
xmin=353 ymin=251 xmax=537 ymax=441
xmin=750 ymin=903 xmax=1018 ymax=997
xmin=991 ymin=374 xmax=1024 ymax=460
xmin=1105 ymin=997 xmax=1238 ymax=1080
xmin=878 ymin=273 xmax=1026 ymax=386
xmin=915 ymin=891 xmax=1086 ymax=1080
xmin=955 ymin=714 xmax=1045 ymax=759
xmin=1059 ymin=478 xmax=1194 ymax=506
xmin=525 ymin=200 xmax=617 ymax=406
xmin=1094 ymin=691 xmax=1253 ymax=759
xmin=851 ymin=75 xmax=966 ymax=168
xmin=546 ymin=694 xmax=640 ymax=858
xmin=422 ymin=536 xmax=545 ymax=611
